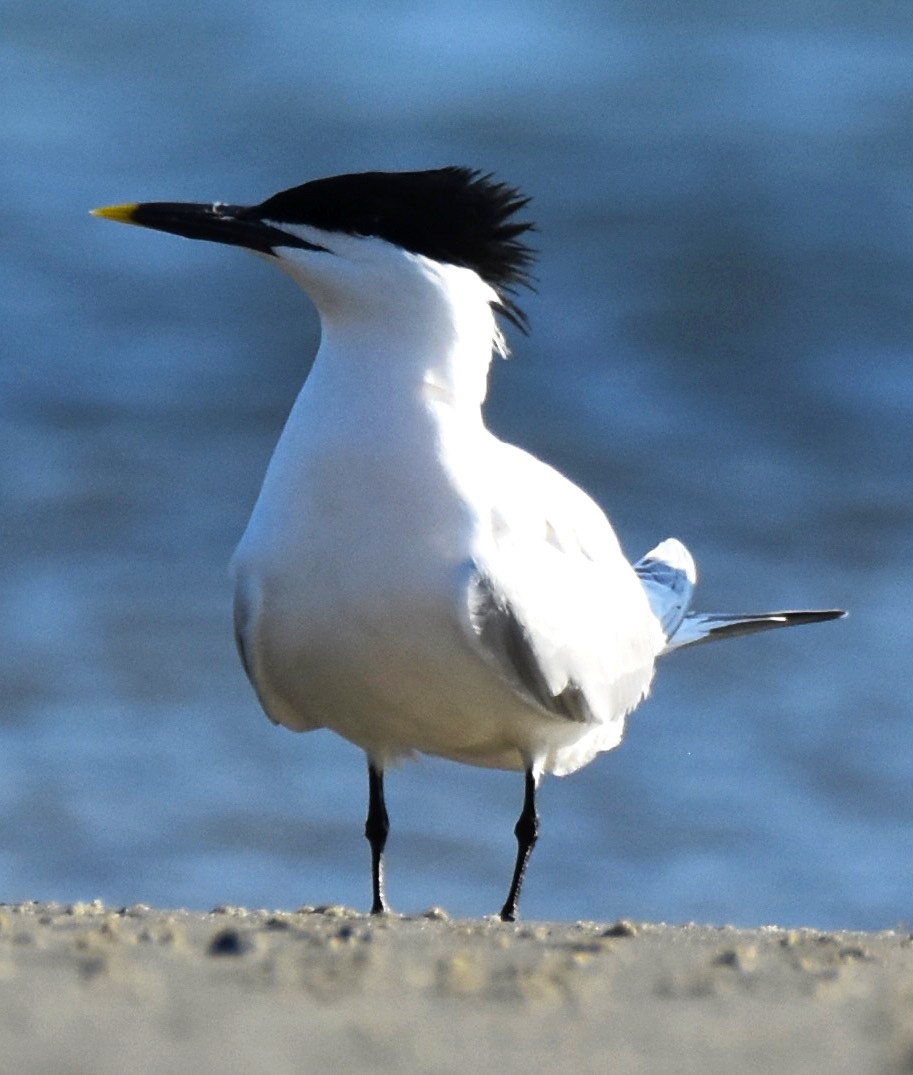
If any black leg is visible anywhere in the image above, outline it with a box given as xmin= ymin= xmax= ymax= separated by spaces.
xmin=499 ymin=768 xmax=539 ymax=922
xmin=365 ymin=761 xmax=389 ymax=915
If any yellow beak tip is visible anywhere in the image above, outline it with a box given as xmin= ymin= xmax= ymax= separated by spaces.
xmin=91 ymin=203 xmax=140 ymax=223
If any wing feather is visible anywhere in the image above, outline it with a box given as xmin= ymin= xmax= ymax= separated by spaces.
xmin=664 ymin=608 xmax=845 ymax=652
xmin=459 ymin=441 xmax=663 ymax=743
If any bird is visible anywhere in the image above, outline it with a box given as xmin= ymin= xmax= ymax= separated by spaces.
xmin=92 ymin=167 xmax=845 ymax=921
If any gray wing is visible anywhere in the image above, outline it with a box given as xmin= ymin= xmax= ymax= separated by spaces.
xmin=456 ymin=443 xmax=670 ymax=749
xmin=466 ymin=566 xmax=594 ymax=723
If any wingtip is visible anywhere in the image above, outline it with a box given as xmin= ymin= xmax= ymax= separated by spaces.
xmin=662 ymin=606 xmax=847 ymax=653
xmin=771 ymin=609 xmax=847 ymax=626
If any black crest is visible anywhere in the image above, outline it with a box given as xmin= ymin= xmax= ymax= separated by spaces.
xmin=252 ymin=167 xmax=536 ymax=330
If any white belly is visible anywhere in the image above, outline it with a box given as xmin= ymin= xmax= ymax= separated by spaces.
xmin=232 ymin=425 xmax=541 ymax=768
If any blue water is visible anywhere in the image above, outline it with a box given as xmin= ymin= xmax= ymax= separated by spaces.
xmin=2 ymin=1 xmax=912 ymax=928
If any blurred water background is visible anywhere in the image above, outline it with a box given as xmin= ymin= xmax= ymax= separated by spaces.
xmin=2 ymin=1 xmax=911 ymax=928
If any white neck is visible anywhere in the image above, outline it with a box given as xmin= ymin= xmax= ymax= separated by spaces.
xmin=275 ymin=241 xmax=505 ymax=424
xmin=235 ymin=250 xmax=505 ymax=573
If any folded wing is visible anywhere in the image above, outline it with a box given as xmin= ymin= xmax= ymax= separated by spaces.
xmin=459 ymin=443 xmax=665 ymax=769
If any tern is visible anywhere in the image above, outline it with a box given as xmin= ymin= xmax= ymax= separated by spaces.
xmin=93 ymin=168 xmax=844 ymax=920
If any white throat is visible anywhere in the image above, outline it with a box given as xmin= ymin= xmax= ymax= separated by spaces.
xmin=269 ymin=231 xmax=507 ymax=418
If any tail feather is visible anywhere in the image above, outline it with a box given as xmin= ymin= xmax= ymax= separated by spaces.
xmin=633 ymin=538 xmax=846 ymax=656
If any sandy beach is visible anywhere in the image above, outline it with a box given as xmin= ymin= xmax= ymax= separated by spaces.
xmin=1 ymin=901 xmax=911 ymax=1074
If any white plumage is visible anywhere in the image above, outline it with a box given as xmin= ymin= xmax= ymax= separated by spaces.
xmin=93 ymin=167 xmax=844 ymax=919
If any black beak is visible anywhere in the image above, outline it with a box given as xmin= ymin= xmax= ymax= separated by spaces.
xmin=92 ymin=201 xmax=325 ymax=255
